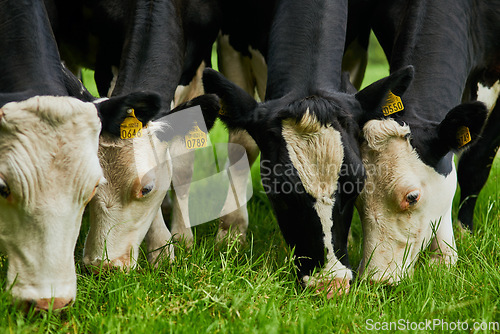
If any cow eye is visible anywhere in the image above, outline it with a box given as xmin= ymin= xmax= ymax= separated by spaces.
xmin=406 ymin=190 xmax=420 ymax=206
xmin=0 ymin=178 xmax=10 ymax=199
xmin=141 ymin=182 xmax=155 ymax=197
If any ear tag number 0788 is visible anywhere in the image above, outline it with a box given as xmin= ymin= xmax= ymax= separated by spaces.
xmin=120 ymin=108 xmax=143 ymax=139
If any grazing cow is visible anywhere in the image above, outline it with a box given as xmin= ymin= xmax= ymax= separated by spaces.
xmin=213 ymin=0 xmax=375 ymax=244
xmin=203 ymin=0 xmax=421 ymax=295
xmin=45 ymin=0 xmax=223 ymax=268
xmin=354 ymin=0 xmax=496 ymax=283
xmin=0 ymin=0 xmax=162 ymax=310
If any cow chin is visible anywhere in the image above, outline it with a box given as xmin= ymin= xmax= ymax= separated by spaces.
xmin=4 ymin=216 xmax=80 ymax=311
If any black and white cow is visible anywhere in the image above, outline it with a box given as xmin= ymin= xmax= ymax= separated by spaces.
xmin=353 ymin=0 xmax=496 ymax=282
xmin=213 ymin=0 xmax=372 ymax=244
xmin=203 ymin=0 xmax=422 ymax=295
xmin=46 ymin=0 xmax=222 ymax=269
xmin=0 ymin=0 xmax=163 ymax=310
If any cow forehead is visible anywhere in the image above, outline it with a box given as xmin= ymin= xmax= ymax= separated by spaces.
xmin=362 ymin=119 xmax=411 ymax=152
xmin=0 ymin=97 xmax=103 ymax=202
xmin=98 ymin=123 xmax=170 ymax=184
xmin=0 ymin=96 xmax=101 ymax=133
xmin=281 ymin=109 xmax=344 ymax=200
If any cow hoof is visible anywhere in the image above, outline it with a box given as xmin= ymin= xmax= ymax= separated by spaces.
xmin=429 ymin=253 xmax=457 ymax=267
xmin=315 ymin=278 xmax=350 ymax=298
xmin=215 ymin=228 xmax=246 ymax=246
xmin=456 ymin=221 xmax=472 ymax=240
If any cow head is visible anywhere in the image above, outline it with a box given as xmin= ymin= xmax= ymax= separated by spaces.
xmin=355 ymin=70 xmax=488 ymax=283
xmin=83 ymin=94 xmax=220 ymax=271
xmin=203 ymin=68 xmax=418 ymax=294
xmin=0 ymin=96 xmax=103 ymax=310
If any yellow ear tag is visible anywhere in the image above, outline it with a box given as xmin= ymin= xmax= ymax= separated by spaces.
xmin=185 ymin=122 xmax=207 ymax=150
xmin=120 ymin=108 xmax=143 ymax=139
xmin=456 ymin=126 xmax=471 ymax=148
xmin=382 ymin=91 xmax=404 ymax=116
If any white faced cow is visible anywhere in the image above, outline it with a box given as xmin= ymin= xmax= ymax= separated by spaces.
xmin=352 ymin=0 xmax=495 ymax=283
xmin=83 ymin=96 xmax=220 ymax=270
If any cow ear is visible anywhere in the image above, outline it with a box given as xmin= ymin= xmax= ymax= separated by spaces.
xmin=95 ymin=91 xmax=162 ymax=136
xmin=168 ymin=94 xmax=220 ymax=131
xmin=437 ymin=101 xmax=487 ymax=152
xmin=355 ymin=65 xmax=414 ymax=121
xmin=202 ymin=68 xmax=259 ymax=131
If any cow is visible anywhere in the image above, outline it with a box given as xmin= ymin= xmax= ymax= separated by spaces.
xmin=44 ymin=0 xmax=223 ymax=268
xmin=213 ymin=0 xmax=375 ymax=245
xmin=203 ymin=0 xmax=425 ymax=296
xmin=352 ymin=0 xmax=497 ymax=283
xmin=0 ymin=0 xmax=163 ymax=310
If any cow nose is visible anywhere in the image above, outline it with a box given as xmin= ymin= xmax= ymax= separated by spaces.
xmin=21 ymin=297 xmax=73 ymax=311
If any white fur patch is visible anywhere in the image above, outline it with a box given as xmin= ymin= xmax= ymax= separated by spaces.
xmin=282 ymin=109 xmax=351 ymax=281
xmin=357 ymin=119 xmax=457 ymax=283
xmin=477 ymin=80 xmax=500 ymax=114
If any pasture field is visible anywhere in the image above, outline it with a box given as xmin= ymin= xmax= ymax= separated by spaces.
xmin=0 ymin=37 xmax=499 ymax=333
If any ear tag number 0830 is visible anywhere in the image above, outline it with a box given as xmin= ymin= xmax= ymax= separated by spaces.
xmin=185 ymin=122 xmax=207 ymax=150
xmin=120 ymin=108 xmax=143 ymax=139
xmin=382 ymin=91 xmax=404 ymax=116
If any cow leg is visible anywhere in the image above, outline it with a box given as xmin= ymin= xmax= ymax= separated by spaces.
xmin=457 ymin=85 xmax=500 ymax=231
xmin=144 ymin=208 xmax=174 ymax=267
xmin=168 ymin=138 xmax=195 ymax=245
xmin=429 ymin=205 xmax=458 ymax=266
xmin=173 ymin=61 xmax=206 ymax=106
xmin=214 ymin=34 xmax=265 ymax=243
xmin=342 ymin=36 xmax=369 ymax=90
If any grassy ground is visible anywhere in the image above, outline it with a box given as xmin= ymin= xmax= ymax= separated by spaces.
xmin=1 ymin=36 xmax=499 ymax=333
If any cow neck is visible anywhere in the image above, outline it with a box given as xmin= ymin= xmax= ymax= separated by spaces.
xmin=265 ymin=0 xmax=347 ymax=100
xmin=387 ymin=1 xmax=473 ymax=125
xmin=111 ymin=0 xmax=184 ymax=107
xmin=0 ymin=1 xmax=67 ymax=99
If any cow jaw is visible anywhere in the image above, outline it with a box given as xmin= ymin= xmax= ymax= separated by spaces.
xmin=282 ymin=110 xmax=352 ymax=292
xmin=357 ymin=119 xmax=458 ymax=283
xmin=0 ymin=96 xmax=103 ymax=307
xmin=84 ymin=124 xmax=172 ymax=270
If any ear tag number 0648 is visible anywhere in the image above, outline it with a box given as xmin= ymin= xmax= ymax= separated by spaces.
xmin=120 ymin=108 xmax=143 ymax=139
xmin=185 ymin=122 xmax=207 ymax=150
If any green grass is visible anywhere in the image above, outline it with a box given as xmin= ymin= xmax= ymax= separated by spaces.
xmin=1 ymin=37 xmax=499 ymax=333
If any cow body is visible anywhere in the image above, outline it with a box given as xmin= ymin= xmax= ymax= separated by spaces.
xmin=354 ymin=0 xmax=497 ymax=282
